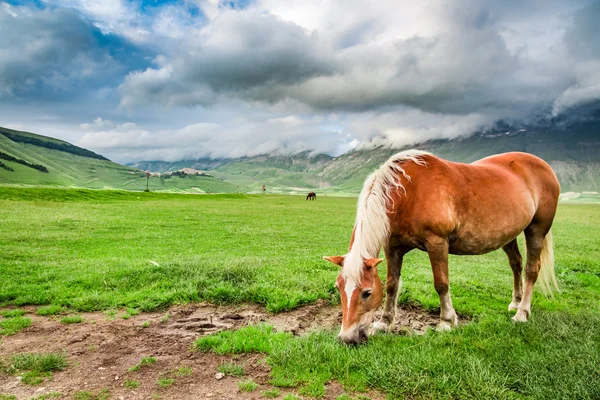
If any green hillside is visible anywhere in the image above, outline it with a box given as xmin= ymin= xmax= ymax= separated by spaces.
xmin=0 ymin=126 xmax=241 ymax=193
xmin=2 ymin=122 xmax=599 ymax=195
xmin=134 ymin=122 xmax=600 ymax=194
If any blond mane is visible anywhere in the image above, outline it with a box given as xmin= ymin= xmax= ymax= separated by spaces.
xmin=342 ymin=149 xmax=431 ymax=283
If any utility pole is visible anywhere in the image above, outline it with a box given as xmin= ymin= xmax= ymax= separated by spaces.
xmin=145 ymin=171 xmax=150 ymax=192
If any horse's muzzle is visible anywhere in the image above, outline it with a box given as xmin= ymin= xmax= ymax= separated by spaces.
xmin=338 ymin=329 xmax=369 ymax=346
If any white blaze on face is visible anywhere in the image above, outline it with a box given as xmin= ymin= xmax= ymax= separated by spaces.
xmin=344 ymin=278 xmax=356 ymax=313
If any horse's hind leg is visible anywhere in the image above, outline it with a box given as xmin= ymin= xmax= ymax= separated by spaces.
xmin=371 ymin=246 xmax=408 ymax=333
xmin=502 ymin=239 xmax=523 ymax=311
xmin=427 ymin=238 xmax=458 ymax=330
xmin=513 ymin=225 xmax=547 ymax=322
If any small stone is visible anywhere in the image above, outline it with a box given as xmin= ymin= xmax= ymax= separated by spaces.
xmin=215 ymin=372 xmax=225 ymax=380
xmin=206 ymin=393 xmax=213 ymax=397
xmin=36 ymin=387 xmax=46 ymax=392
xmin=98 ymin=367 xmax=106 ymax=370
xmin=115 ymin=375 xmax=120 ymax=380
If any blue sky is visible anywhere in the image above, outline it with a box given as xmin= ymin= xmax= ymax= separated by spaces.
xmin=0 ymin=0 xmax=599 ymax=162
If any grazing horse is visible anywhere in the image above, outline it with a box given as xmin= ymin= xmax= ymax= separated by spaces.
xmin=307 ymin=192 xmax=316 ymax=201
xmin=324 ymin=150 xmax=560 ymax=345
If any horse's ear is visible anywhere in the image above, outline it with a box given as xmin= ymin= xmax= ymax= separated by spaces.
xmin=323 ymin=256 xmax=345 ymax=267
xmin=365 ymin=258 xmax=384 ymax=269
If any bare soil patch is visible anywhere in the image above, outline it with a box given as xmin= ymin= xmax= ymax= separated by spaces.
xmin=0 ymin=302 xmax=438 ymax=399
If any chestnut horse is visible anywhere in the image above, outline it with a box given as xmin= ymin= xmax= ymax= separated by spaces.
xmin=324 ymin=150 xmax=560 ymax=345
xmin=307 ymin=192 xmax=316 ymax=201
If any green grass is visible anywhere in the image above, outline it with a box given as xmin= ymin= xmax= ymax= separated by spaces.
xmin=0 ymin=127 xmax=241 ymax=193
xmin=11 ymin=353 xmax=67 ymax=386
xmin=60 ymin=315 xmax=84 ymax=324
xmin=12 ymin=353 xmax=68 ymax=372
xmin=128 ymin=357 xmax=157 ymax=372
xmin=218 ymin=362 xmax=245 ymax=377
xmin=174 ymin=366 xmax=192 ymax=376
xmin=262 ymin=388 xmax=280 ymax=398
xmin=157 ymin=377 xmax=174 ymax=388
xmin=237 ymin=378 xmax=259 ymax=392
xmin=0 ymin=395 xmax=15 ymax=400
xmin=36 ymin=305 xmax=63 ymax=316
xmin=0 ymin=188 xmax=348 ymax=312
xmin=0 ymin=309 xmax=26 ymax=318
xmin=0 ymin=317 xmax=31 ymax=335
xmin=73 ymin=389 xmax=110 ymax=400
xmin=29 ymin=393 xmax=62 ymax=400
xmin=0 ymin=188 xmax=599 ymax=398
xmin=125 ymin=380 xmax=140 ymax=388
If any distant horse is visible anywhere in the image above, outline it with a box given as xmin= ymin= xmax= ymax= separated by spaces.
xmin=307 ymin=192 xmax=316 ymax=201
xmin=324 ymin=150 xmax=560 ymax=345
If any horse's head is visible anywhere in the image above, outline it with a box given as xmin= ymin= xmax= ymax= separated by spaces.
xmin=323 ymin=255 xmax=383 ymax=345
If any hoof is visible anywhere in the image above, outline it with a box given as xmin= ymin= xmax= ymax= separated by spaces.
xmin=508 ymin=301 xmax=520 ymax=312
xmin=437 ymin=314 xmax=458 ymax=331
xmin=512 ymin=310 xmax=528 ymax=323
xmin=369 ymin=321 xmax=391 ymax=335
xmin=437 ymin=321 xmax=453 ymax=331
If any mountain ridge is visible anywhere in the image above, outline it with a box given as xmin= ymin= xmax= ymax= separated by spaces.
xmin=131 ymin=121 xmax=600 ymax=193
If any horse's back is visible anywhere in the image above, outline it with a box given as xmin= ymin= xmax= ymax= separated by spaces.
xmin=388 ymin=152 xmax=559 ymax=254
xmin=470 ymin=152 xmax=560 ymax=209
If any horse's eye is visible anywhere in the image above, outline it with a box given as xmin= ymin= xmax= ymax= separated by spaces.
xmin=361 ymin=289 xmax=372 ymax=299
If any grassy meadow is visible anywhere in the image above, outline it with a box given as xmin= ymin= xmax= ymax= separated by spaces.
xmin=1 ymin=187 xmax=599 ymax=398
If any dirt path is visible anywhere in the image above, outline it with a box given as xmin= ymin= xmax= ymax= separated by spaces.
xmin=0 ymin=301 xmax=439 ymax=399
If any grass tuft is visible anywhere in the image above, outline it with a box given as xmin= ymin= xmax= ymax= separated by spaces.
xmin=157 ymin=377 xmax=174 ymax=388
xmin=12 ymin=353 xmax=68 ymax=372
xmin=125 ymin=379 xmax=140 ymax=389
xmin=217 ymin=362 xmax=245 ymax=377
xmin=0 ymin=317 xmax=31 ymax=335
xmin=73 ymin=389 xmax=110 ymax=400
xmin=128 ymin=356 xmax=157 ymax=372
xmin=36 ymin=305 xmax=63 ymax=316
xmin=175 ymin=366 xmax=192 ymax=376
xmin=237 ymin=378 xmax=259 ymax=392
xmin=29 ymin=393 xmax=62 ymax=400
xmin=11 ymin=353 xmax=67 ymax=386
xmin=0 ymin=309 xmax=26 ymax=318
xmin=61 ymin=315 xmax=84 ymax=324
xmin=196 ymin=324 xmax=291 ymax=354
xmin=262 ymin=388 xmax=280 ymax=398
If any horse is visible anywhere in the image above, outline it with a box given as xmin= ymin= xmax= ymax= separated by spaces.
xmin=324 ymin=150 xmax=560 ymax=345
xmin=307 ymin=192 xmax=316 ymax=201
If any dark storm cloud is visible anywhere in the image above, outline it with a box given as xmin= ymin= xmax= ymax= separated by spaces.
xmin=120 ymin=9 xmax=339 ymax=108
xmin=119 ymin=0 xmax=599 ymax=121
xmin=0 ymin=4 xmax=150 ymax=100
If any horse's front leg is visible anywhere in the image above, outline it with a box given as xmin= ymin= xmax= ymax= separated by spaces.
xmin=371 ymin=246 xmax=407 ymax=333
xmin=427 ymin=238 xmax=458 ymax=330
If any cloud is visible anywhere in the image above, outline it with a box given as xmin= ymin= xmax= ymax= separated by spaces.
xmin=77 ymin=115 xmax=352 ymax=163
xmin=120 ymin=9 xmax=339 ymax=108
xmin=118 ymin=0 xmax=596 ymax=122
xmin=0 ymin=3 xmax=149 ymax=100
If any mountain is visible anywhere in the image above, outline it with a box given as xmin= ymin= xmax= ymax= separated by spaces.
xmin=134 ymin=121 xmax=600 ymax=194
xmin=0 ymin=126 xmax=240 ymax=193
xmin=2 ymin=121 xmax=598 ymax=195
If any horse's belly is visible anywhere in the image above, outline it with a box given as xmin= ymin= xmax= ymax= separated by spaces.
xmin=449 ymin=220 xmax=527 ymax=255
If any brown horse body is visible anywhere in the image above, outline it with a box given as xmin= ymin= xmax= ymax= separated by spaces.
xmin=325 ymin=150 xmax=560 ymax=345
xmin=307 ymin=192 xmax=316 ymax=200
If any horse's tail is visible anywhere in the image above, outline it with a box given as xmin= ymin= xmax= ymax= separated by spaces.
xmin=538 ymin=230 xmax=559 ymax=297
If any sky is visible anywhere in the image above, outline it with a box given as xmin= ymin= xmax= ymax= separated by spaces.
xmin=1 ymin=0 xmax=599 ymax=163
